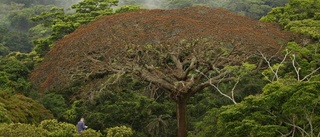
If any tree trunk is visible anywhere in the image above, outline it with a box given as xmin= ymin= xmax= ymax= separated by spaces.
xmin=177 ymin=97 xmax=188 ymax=137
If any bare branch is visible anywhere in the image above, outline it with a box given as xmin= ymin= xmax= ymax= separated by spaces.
xmin=195 ymin=69 xmax=237 ymax=104
xmin=284 ymin=121 xmax=310 ymax=137
xmin=292 ymin=125 xmax=296 ymax=137
xmin=278 ymin=129 xmax=292 ymax=137
xmin=262 ymin=73 xmax=273 ymax=83
xmin=231 ymin=77 xmax=240 ymax=103
xmin=291 ymin=53 xmax=320 ymax=82
xmin=292 ymin=54 xmax=301 ymax=81
xmin=301 ymin=67 xmax=320 ymax=81
xmin=259 ymin=49 xmax=291 ymax=82
xmin=276 ymin=49 xmax=291 ymax=78
xmin=305 ymin=110 xmax=314 ymax=137
xmin=259 ymin=50 xmax=278 ymax=81
xmin=209 ymin=81 xmax=237 ymax=104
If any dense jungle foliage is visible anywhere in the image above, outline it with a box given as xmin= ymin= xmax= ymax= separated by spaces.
xmin=0 ymin=0 xmax=319 ymax=137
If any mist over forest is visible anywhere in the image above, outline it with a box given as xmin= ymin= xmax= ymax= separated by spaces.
xmin=0 ymin=0 xmax=319 ymax=137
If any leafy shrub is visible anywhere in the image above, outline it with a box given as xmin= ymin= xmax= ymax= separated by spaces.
xmin=0 ymin=103 xmax=12 ymax=123
xmin=39 ymin=119 xmax=77 ymax=137
xmin=0 ymin=123 xmax=48 ymax=137
xmin=75 ymin=128 xmax=102 ymax=137
xmin=0 ymin=92 xmax=53 ymax=124
xmin=39 ymin=93 xmax=67 ymax=119
xmin=106 ymin=126 xmax=133 ymax=137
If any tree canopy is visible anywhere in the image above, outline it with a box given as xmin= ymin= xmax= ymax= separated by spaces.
xmin=30 ymin=7 xmax=295 ymax=92
xmin=30 ymin=6 xmax=297 ymax=136
xmin=261 ymin=0 xmax=320 ymax=39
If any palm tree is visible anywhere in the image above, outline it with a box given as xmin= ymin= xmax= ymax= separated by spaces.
xmin=146 ymin=114 xmax=171 ymax=137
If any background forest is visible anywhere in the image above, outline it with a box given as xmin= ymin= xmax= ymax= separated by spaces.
xmin=0 ymin=0 xmax=319 ymax=137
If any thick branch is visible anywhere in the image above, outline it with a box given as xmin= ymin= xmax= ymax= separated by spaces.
xmin=144 ymin=64 xmax=176 ymax=85
xmin=137 ymin=65 xmax=175 ymax=92
xmin=171 ymin=55 xmax=183 ymax=71
xmin=181 ymin=56 xmax=197 ymax=79
xmin=110 ymin=61 xmax=176 ymax=93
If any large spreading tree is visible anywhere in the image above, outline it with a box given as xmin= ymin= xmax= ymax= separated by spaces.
xmin=31 ymin=7 xmax=296 ymax=136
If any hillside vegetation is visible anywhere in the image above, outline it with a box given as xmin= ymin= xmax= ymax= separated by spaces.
xmin=0 ymin=0 xmax=319 ymax=137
